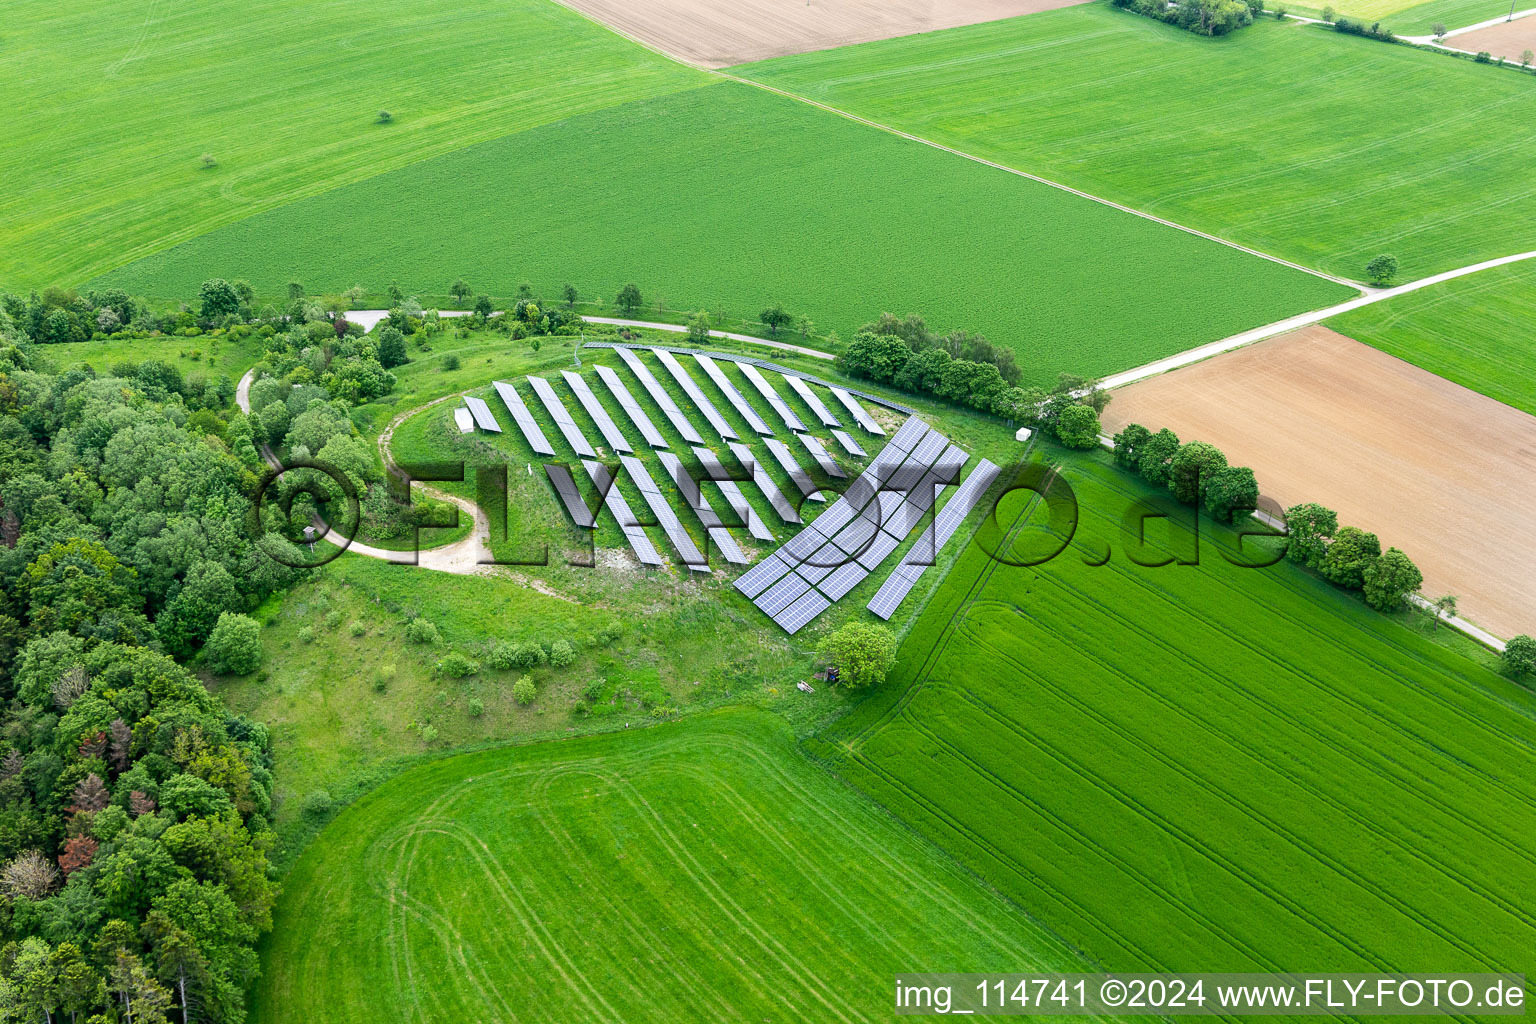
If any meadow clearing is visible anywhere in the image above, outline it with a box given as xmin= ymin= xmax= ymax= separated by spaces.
xmin=1101 ymin=325 xmax=1536 ymax=638
xmin=812 ymin=447 xmax=1533 ymax=975
xmin=739 ymin=6 xmax=1536 ymax=281
xmin=0 ymin=0 xmax=707 ymax=289
xmin=95 ymin=83 xmax=1350 ymax=385
xmin=253 ymin=710 xmax=1102 ymax=1023
xmin=1328 ymin=259 xmax=1536 ymax=416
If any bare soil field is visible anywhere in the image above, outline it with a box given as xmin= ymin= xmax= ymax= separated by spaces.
xmin=555 ymin=0 xmax=1092 ymax=67
xmin=1449 ymin=15 xmax=1536 ymax=63
xmin=1102 ymin=325 xmax=1536 ymax=639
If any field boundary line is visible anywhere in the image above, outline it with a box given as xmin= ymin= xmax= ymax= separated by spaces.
xmin=1403 ymin=7 xmax=1536 ymax=41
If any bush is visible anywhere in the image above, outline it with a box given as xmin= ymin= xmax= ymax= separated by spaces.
xmin=549 ymin=639 xmax=576 ymax=668
xmin=204 ymin=612 xmax=262 ymax=675
xmin=437 ymin=652 xmax=480 ymax=678
xmin=1054 ymin=404 xmax=1102 ymax=449
xmin=373 ymin=664 xmax=395 ymax=692
xmin=406 ymin=618 xmax=441 ymax=644
xmin=467 ymin=698 xmax=484 ymax=718
xmin=1475 ymin=50 xmax=1493 ymax=63
xmin=297 ymin=626 xmax=315 ymax=644
xmin=487 ymin=641 xmax=518 ymax=671
xmin=513 ymin=675 xmax=536 ymax=705
xmin=513 ymin=642 xmax=547 ymax=669
xmin=349 ymin=620 xmax=366 ymax=637
xmin=301 ymin=790 xmax=333 ymax=821
xmin=1502 ymin=635 xmax=1536 ymax=677
xmin=442 ymin=354 xmax=460 ymax=372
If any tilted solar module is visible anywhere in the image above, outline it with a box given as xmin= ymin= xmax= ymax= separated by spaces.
xmin=727 ymin=442 xmax=801 ymax=524
xmin=544 ymin=464 xmax=596 ymax=528
xmin=492 ymin=380 xmax=555 ymax=456
xmin=652 ymin=348 xmax=737 ymax=440
xmin=737 ymin=363 xmax=806 ymax=432
xmin=807 ymin=498 xmax=855 ymax=538
xmin=866 ymin=566 xmax=923 ymax=621
xmin=657 ymin=452 xmax=747 ymax=565
xmin=869 ymin=459 xmax=1002 ymax=620
xmin=907 ymin=429 xmax=949 ymax=473
xmin=462 ymin=394 xmax=502 ymax=433
xmin=757 ymin=573 xmax=811 ymax=617
xmin=829 ymin=387 xmax=885 ymax=435
xmin=733 ymin=552 xmax=793 ymax=599
xmin=595 ymin=363 xmax=669 ymax=449
xmin=830 ymin=429 xmax=867 ymax=458
xmin=687 ymin=446 xmax=774 ymax=542
xmin=693 ymin=355 xmax=772 ymax=436
xmin=783 ymin=374 xmax=841 ymax=428
xmin=615 ymin=348 xmax=703 ymax=444
xmin=562 ymin=371 xmax=631 ymax=453
xmin=817 ymin=561 xmax=870 ymax=602
xmin=620 ymin=456 xmax=709 ymax=572
xmin=795 ymin=431 xmax=847 ymax=479
xmin=855 ymin=530 xmax=902 ymax=570
xmin=527 ymin=375 xmax=597 ymax=458
xmin=776 ymin=588 xmax=832 ymax=635
xmin=763 ymin=437 xmax=825 ymax=500
xmin=887 ymin=416 xmax=930 ymax=455
xmin=582 ymin=460 xmax=663 ymax=566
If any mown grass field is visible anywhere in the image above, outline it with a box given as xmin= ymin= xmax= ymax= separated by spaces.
xmin=95 ymin=83 xmax=1351 ymax=385
xmin=812 ymin=447 xmax=1535 ymax=976
xmin=739 ymin=7 xmax=1536 ymax=281
xmin=254 ymin=710 xmax=1100 ymax=1022
xmin=27 ymin=330 xmax=266 ymax=382
xmin=1328 ymin=259 xmax=1536 ymax=416
xmin=1381 ymin=0 xmax=1525 ymax=32
xmin=0 ymin=0 xmax=705 ymax=289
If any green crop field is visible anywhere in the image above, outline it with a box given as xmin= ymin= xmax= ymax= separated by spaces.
xmin=254 ymin=709 xmax=1099 ymax=1022
xmin=739 ymin=7 xmax=1536 ymax=282
xmin=93 ymin=83 xmax=1350 ymax=386
xmin=812 ymin=448 xmax=1535 ymax=975
xmin=1378 ymin=0 xmax=1524 ymax=32
xmin=1328 ymin=260 xmax=1536 ymax=416
xmin=0 ymin=0 xmax=705 ymax=289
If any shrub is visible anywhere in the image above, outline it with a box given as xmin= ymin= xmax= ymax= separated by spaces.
xmin=349 ymin=620 xmax=366 ymax=637
xmin=1362 ymin=548 xmax=1423 ymax=611
xmin=442 ymin=354 xmax=460 ymax=372
xmin=406 ymin=618 xmax=441 ymax=644
xmin=487 ymin=641 xmax=518 ymax=671
xmin=1273 ymin=5 xmax=1287 ymax=18
xmin=373 ymin=664 xmax=395 ymax=692
xmin=1054 ymin=404 xmax=1102 ymax=449
xmin=301 ymin=790 xmax=333 ymax=821
xmin=419 ymin=724 xmax=438 ymax=744
xmin=513 ymin=642 xmax=547 ymax=669
xmin=297 ymin=626 xmax=315 ymax=644
xmin=1503 ymin=635 xmax=1536 ymax=677
xmin=513 ymin=675 xmax=536 ymax=705
xmin=467 ymin=698 xmax=484 ymax=718
xmin=200 ymin=153 xmax=218 ymax=169
xmin=549 ymin=639 xmax=576 ymax=668
xmin=1475 ymin=50 xmax=1493 ymax=63
xmin=204 ymin=612 xmax=262 ymax=675
xmin=325 ymin=610 xmax=343 ymax=630
xmin=437 ymin=652 xmax=480 ymax=678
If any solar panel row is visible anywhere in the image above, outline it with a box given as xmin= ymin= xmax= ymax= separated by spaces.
xmin=829 ymin=387 xmax=885 ymax=435
xmin=652 ymin=348 xmax=737 ymax=441
xmin=763 ymin=437 xmax=825 ymax=501
xmin=544 ymin=464 xmax=596 ymax=528
xmin=694 ymin=355 xmax=772 ymax=436
xmin=830 ymin=429 xmax=866 ymax=457
xmin=492 ymin=380 xmax=555 ymax=456
xmin=784 ymin=374 xmax=841 ymax=428
xmin=615 ymin=348 xmax=703 ymax=444
xmin=562 ymin=370 xmax=631 ymax=453
xmin=737 ymin=363 xmax=807 ymax=433
xmin=868 ymin=459 xmax=1001 ymax=620
xmin=690 ymin=447 xmax=774 ymax=542
xmin=594 ymin=364 xmax=669 ymax=449
xmin=621 ymin=455 xmax=709 ymax=572
xmin=527 ymin=375 xmax=597 ymax=458
xmin=657 ymin=452 xmax=748 ymax=565
xmin=462 ymin=394 xmax=502 ymax=433
xmin=795 ymin=432 xmax=847 ymax=479
xmin=726 ymin=442 xmax=802 ymax=524
xmin=582 ymin=460 xmax=663 ymax=566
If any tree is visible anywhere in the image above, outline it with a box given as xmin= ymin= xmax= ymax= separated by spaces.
xmin=386 ymin=280 xmax=405 ymax=306
xmin=562 ymin=283 xmax=579 ymax=308
xmin=839 ymin=331 xmax=912 ymax=384
xmin=376 ymin=326 xmax=408 ymax=369
xmin=1284 ymin=502 xmax=1337 ymax=569
xmin=797 ymin=315 xmax=814 ymax=339
xmin=1320 ymin=525 xmax=1380 ymax=590
xmin=157 ymin=560 xmax=241 ymax=657
xmin=1321 ymin=4 xmax=1334 ymax=20
xmin=760 ymin=304 xmax=793 ymax=336
xmin=1204 ymin=465 xmax=1260 ymax=522
xmin=1431 ymin=21 xmax=1447 ymax=37
xmin=817 ymin=621 xmax=897 ymax=689
xmin=1112 ymin=423 xmax=1152 ymax=468
xmin=1502 ymin=635 xmax=1536 ymax=677
xmin=1522 ymin=49 xmax=1533 ymax=67
xmin=197 ymin=279 xmax=241 ymax=321
xmin=512 ymin=675 xmax=536 ymax=705
xmin=59 ymin=835 xmax=98 ymax=876
xmin=1136 ymin=428 xmax=1180 ymax=485
xmin=617 ymin=283 xmax=643 ymax=314
xmin=287 ymin=281 xmax=306 ymax=301
xmin=2 ymin=849 xmax=60 ymax=899
xmin=1054 ymin=404 xmax=1102 ymax=449
xmin=1365 ymin=254 xmax=1399 ymax=285
xmin=449 ymin=279 xmax=471 ymax=304
xmin=473 ymin=293 xmax=494 ymax=318
xmin=204 ymin=613 xmax=262 ymax=675
xmin=1431 ymin=594 xmax=1458 ymax=628
xmin=1362 ymin=548 xmax=1422 ymax=611
xmin=686 ymin=311 xmax=711 ymax=345
xmin=1167 ymin=441 xmax=1227 ymax=505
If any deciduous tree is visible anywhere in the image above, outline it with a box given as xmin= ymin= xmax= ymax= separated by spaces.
xmin=817 ymin=622 xmax=897 ymax=689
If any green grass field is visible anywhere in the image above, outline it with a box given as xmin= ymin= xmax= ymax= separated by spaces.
xmin=811 ymin=447 xmax=1535 ymax=976
xmin=739 ymin=7 xmax=1536 ymax=281
xmin=254 ymin=709 xmax=1101 ymax=1022
xmin=26 ymin=330 xmax=266 ymax=383
xmin=93 ymin=83 xmax=1350 ymax=386
xmin=1380 ymin=0 xmax=1524 ymax=32
xmin=0 ymin=0 xmax=705 ymax=289
xmin=1328 ymin=259 xmax=1536 ymax=416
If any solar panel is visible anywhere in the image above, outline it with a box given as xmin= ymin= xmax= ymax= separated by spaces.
xmin=462 ymin=394 xmax=502 ymax=433
xmin=883 ymin=500 xmax=929 ymax=539
xmin=817 ymin=561 xmax=870 ymax=601
xmin=544 ymin=464 xmax=596 ymax=528
xmin=657 ymin=452 xmax=747 ymax=564
xmin=830 ymin=429 xmax=866 ymax=457
xmin=492 ymin=380 xmax=555 ymax=456
xmin=780 ymin=525 xmax=828 ymax=562
xmin=734 ymin=552 xmax=793 ymax=599
xmin=594 ymin=364 xmax=668 ymax=449
xmin=783 ymin=374 xmax=841 ymax=428
xmin=887 ymin=416 xmax=930 ymax=455
xmin=808 ymin=498 xmax=854 ymax=537
xmin=908 ymin=430 xmax=949 ymax=473
xmin=867 ymin=569 xmax=921 ymax=621
xmin=832 ymin=511 xmax=881 ymax=557
xmin=795 ymin=432 xmax=847 ymax=479
xmin=689 ymin=447 xmax=772 ymax=542
xmin=868 ymin=460 xmax=1003 ymax=620
xmin=727 ymin=442 xmax=802 ymax=524
xmin=621 ymin=456 xmax=708 ymax=572
xmin=855 ymin=530 xmax=902 ymax=570
xmin=737 ymin=363 xmax=806 ymax=432
xmin=615 ymin=348 xmax=703 ymax=444
xmin=693 ymin=355 xmax=772 ymax=436
xmin=527 ymin=375 xmax=597 ymax=458
xmin=776 ymin=588 xmax=831 ymax=635
xmin=757 ymin=573 xmax=811 ymax=616
xmin=933 ymin=459 xmax=1001 ymax=546
xmin=829 ymin=387 xmax=884 ymax=435
xmin=763 ymin=437 xmax=824 ymax=501
xmin=652 ymin=348 xmax=736 ymax=440
xmin=562 ymin=371 xmax=631 ymax=453
xmin=582 ymin=460 xmax=663 ymax=566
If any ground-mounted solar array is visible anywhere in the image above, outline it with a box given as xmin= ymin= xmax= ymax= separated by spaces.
xmin=461 ymin=394 xmax=501 ymax=433
xmin=492 ymin=379 xmax=555 ymax=455
xmin=563 ymin=369 xmax=631 ymax=452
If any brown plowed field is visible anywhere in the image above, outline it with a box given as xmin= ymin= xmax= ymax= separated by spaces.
xmin=556 ymin=0 xmax=1093 ymax=68
xmin=1449 ymin=16 xmax=1536 ymax=64
xmin=1102 ymin=325 xmax=1536 ymax=639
